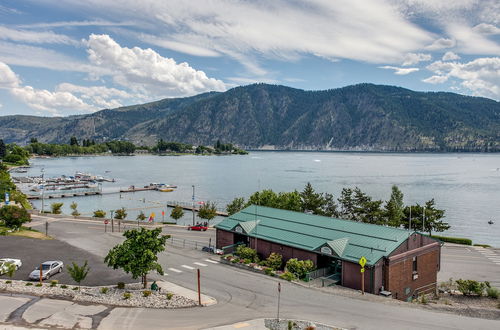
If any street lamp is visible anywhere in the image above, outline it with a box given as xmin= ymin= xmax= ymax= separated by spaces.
xmin=192 ymin=185 xmax=195 ymax=226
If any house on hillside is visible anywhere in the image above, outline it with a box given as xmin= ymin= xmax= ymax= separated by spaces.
xmin=215 ymin=205 xmax=441 ymax=301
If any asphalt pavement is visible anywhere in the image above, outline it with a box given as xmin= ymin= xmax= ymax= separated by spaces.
xmin=10 ymin=214 xmax=498 ymax=330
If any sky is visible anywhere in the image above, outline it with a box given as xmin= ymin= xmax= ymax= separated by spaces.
xmin=0 ymin=0 xmax=498 ymax=117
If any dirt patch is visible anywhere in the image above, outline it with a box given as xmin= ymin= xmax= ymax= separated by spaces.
xmin=9 ymin=230 xmax=52 ymax=240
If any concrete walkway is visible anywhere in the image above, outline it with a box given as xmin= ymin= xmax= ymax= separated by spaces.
xmin=157 ymin=280 xmax=217 ymax=306
xmin=204 ymin=319 xmax=266 ymax=330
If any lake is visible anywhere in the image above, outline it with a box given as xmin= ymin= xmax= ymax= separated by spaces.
xmin=22 ymin=152 xmax=500 ymax=247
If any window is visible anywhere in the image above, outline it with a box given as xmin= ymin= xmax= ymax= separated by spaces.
xmin=412 ymin=256 xmax=417 ymax=273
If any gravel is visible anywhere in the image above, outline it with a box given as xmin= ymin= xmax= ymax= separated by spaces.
xmin=264 ymin=318 xmax=343 ymax=330
xmin=0 ymin=279 xmax=196 ymax=309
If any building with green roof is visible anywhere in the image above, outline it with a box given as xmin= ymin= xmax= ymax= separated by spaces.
xmin=215 ymin=205 xmax=441 ymax=301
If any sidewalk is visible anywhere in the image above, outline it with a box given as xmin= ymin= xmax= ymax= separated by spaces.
xmin=157 ymin=280 xmax=217 ymax=306
xmin=204 ymin=319 xmax=266 ymax=330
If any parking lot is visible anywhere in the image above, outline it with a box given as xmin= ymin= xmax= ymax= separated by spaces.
xmin=0 ymin=236 xmax=133 ymax=285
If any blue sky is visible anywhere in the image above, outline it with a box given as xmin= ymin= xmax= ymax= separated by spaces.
xmin=0 ymin=0 xmax=498 ymax=116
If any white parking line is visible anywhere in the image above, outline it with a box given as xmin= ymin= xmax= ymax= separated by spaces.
xmin=181 ymin=265 xmax=195 ymax=270
xmin=205 ymin=259 xmax=219 ymax=264
xmin=168 ymin=268 xmax=182 ymax=273
xmin=193 ymin=262 xmax=207 ymax=267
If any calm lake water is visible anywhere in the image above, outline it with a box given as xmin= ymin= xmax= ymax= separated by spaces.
xmin=23 ymin=152 xmax=500 ymax=247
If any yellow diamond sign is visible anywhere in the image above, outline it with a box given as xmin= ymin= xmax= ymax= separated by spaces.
xmin=359 ymin=256 xmax=367 ymax=267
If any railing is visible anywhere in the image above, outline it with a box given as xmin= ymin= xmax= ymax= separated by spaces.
xmin=305 ymin=266 xmax=334 ymax=282
xmin=166 ymin=236 xmax=213 ymax=251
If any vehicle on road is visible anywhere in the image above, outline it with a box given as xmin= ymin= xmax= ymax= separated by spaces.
xmin=201 ymin=246 xmax=223 ymax=255
xmin=29 ymin=261 xmax=64 ymax=280
xmin=188 ymin=224 xmax=208 ymax=231
xmin=0 ymin=258 xmax=22 ymax=275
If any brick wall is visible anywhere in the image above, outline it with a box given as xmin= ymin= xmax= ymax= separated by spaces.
xmin=250 ymin=238 xmax=318 ymax=267
xmin=386 ymin=242 xmax=440 ymax=301
xmin=216 ymin=229 xmax=234 ymax=249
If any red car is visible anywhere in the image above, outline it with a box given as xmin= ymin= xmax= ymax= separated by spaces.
xmin=188 ymin=224 xmax=208 ymax=231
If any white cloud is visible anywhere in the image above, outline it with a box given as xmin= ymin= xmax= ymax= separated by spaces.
xmin=137 ymin=34 xmax=221 ymax=57
xmin=426 ymin=38 xmax=456 ymax=50
xmin=17 ymin=20 xmax=136 ymax=29
xmin=10 ymin=86 xmax=96 ymax=115
xmin=56 ymin=0 xmax=433 ymax=75
xmin=379 ymin=66 xmax=419 ymax=75
xmin=0 ymin=26 xmax=77 ymax=45
xmin=402 ymin=53 xmax=431 ymax=66
xmin=473 ymin=23 xmax=500 ymax=34
xmin=0 ymin=61 xmax=20 ymax=88
xmin=424 ymin=57 xmax=500 ymax=99
xmin=442 ymin=51 xmax=461 ymax=61
xmin=446 ymin=24 xmax=500 ymax=55
xmin=86 ymin=34 xmax=226 ymax=97
xmin=56 ymin=83 xmax=139 ymax=109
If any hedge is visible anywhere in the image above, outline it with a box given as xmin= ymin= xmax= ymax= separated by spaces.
xmin=431 ymin=235 xmax=472 ymax=245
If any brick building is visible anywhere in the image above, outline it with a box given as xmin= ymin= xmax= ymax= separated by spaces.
xmin=215 ymin=205 xmax=441 ymax=301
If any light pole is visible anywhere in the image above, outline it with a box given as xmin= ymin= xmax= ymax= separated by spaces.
xmin=192 ymin=185 xmax=195 ymax=226
xmin=41 ymin=168 xmax=45 ymax=214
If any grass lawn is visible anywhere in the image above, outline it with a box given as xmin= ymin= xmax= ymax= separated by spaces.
xmin=0 ymin=225 xmax=51 ymax=240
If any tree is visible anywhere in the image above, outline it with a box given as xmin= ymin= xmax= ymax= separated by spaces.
xmin=114 ymin=207 xmax=127 ymax=220
xmin=5 ymin=262 xmax=17 ymax=285
xmin=70 ymin=202 xmax=80 ymax=217
xmin=0 ymin=205 xmax=31 ymax=229
xmin=0 ymin=139 xmax=6 ymax=159
xmin=69 ymin=136 xmax=79 ymax=146
xmin=198 ymin=201 xmax=217 ymax=224
xmin=338 ymin=188 xmax=355 ymax=219
xmin=385 ymin=185 xmax=405 ymax=227
xmin=30 ymin=138 xmax=38 ymax=144
xmin=422 ymin=199 xmax=449 ymax=236
xmin=226 ymin=197 xmax=245 ymax=216
xmin=300 ymin=182 xmax=323 ymax=213
xmin=170 ymin=206 xmax=184 ymax=222
xmin=66 ymin=261 xmax=90 ymax=289
xmin=136 ymin=211 xmax=146 ymax=221
xmin=104 ymin=227 xmax=170 ymax=288
xmin=93 ymin=209 xmax=106 ymax=218
xmin=51 ymin=202 xmax=63 ymax=214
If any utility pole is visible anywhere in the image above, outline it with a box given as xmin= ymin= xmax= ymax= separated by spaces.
xmin=45 ymin=221 xmax=48 ymax=236
xmin=422 ymin=206 xmax=426 ymax=232
xmin=192 ymin=185 xmax=195 ymax=226
xmin=197 ymin=269 xmax=201 ymax=306
xmin=276 ymin=282 xmax=281 ymax=322
xmin=41 ymin=168 xmax=45 ymax=213
xmin=409 ymin=206 xmax=412 ymax=232
xmin=110 ymin=210 xmax=114 ymax=232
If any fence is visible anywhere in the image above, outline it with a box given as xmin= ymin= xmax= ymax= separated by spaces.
xmin=166 ymin=236 xmax=213 ymax=251
xmin=305 ymin=266 xmax=334 ymax=282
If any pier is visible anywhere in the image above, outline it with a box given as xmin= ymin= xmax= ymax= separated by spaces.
xmin=27 ymin=191 xmax=101 ymax=199
xmin=166 ymin=201 xmax=228 ymax=217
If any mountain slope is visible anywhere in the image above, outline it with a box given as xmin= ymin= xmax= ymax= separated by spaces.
xmin=1 ymin=84 xmax=498 ymax=151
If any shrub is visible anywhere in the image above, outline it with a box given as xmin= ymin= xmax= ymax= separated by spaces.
xmin=143 ymin=290 xmax=152 ymax=297
xmin=285 ymin=258 xmax=315 ymax=279
xmin=473 ymin=244 xmax=491 ymax=248
xmin=5 ymin=280 xmax=12 ymax=284
xmin=243 ymin=258 xmax=251 ymax=264
xmin=235 ymin=245 xmax=258 ymax=262
xmin=420 ymin=294 xmax=428 ymax=304
xmin=61 ymin=285 xmax=68 ymax=289
xmin=93 ymin=210 xmax=106 ymax=218
xmin=100 ymin=287 xmax=109 ymax=294
xmin=486 ymin=287 xmax=499 ymax=299
xmin=25 ymin=282 xmax=33 ymax=286
xmin=231 ymin=258 xmax=239 ymax=264
xmin=117 ymin=282 xmax=125 ymax=289
xmin=35 ymin=283 xmax=43 ymax=287
xmin=166 ymin=292 xmax=173 ymax=300
xmin=50 ymin=202 xmax=64 ymax=214
xmin=50 ymin=280 xmax=58 ymax=287
xmin=265 ymin=252 xmax=283 ymax=270
xmin=456 ymin=279 xmax=486 ymax=296
xmin=123 ymin=292 xmax=132 ymax=300
xmin=0 ymin=205 xmax=31 ymax=229
xmin=264 ymin=267 xmax=275 ymax=276
xmin=431 ymin=235 xmax=472 ymax=245
xmin=72 ymin=287 xmax=79 ymax=290
xmin=279 ymin=271 xmax=296 ymax=281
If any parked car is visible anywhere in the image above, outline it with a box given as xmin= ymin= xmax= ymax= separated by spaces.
xmin=188 ymin=224 xmax=208 ymax=231
xmin=29 ymin=261 xmax=64 ymax=280
xmin=0 ymin=258 xmax=22 ymax=275
xmin=201 ymin=246 xmax=224 ymax=255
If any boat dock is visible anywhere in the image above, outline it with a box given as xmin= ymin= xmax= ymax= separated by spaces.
xmin=166 ymin=201 xmax=228 ymax=217
xmin=27 ymin=191 xmax=101 ymax=199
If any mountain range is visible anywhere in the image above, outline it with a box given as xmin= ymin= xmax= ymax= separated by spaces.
xmin=1 ymin=83 xmax=499 ymax=152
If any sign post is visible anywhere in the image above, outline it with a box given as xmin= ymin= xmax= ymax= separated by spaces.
xmin=4 ymin=192 xmax=9 ymax=205
xmin=277 ymin=282 xmax=281 ymax=322
xmin=359 ymin=256 xmax=367 ymax=295
xmin=104 ymin=219 xmax=109 ymax=232
xmin=197 ymin=269 xmax=201 ymax=306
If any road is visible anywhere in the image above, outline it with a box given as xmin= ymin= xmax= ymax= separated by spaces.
xmin=2 ymin=214 xmax=499 ymax=329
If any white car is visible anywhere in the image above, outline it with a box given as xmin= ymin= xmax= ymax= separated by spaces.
xmin=0 ymin=258 xmax=22 ymax=275
xmin=29 ymin=261 xmax=64 ymax=280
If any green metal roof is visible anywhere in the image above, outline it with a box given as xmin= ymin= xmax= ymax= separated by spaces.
xmin=215 ymin=205 xmax=417 ymax=266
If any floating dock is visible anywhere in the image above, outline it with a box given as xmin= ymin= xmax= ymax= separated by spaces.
xmin=166 ymin=202 xmax=228 ymax=217
xmin=27 ymin=191 xmax=101 ymax=199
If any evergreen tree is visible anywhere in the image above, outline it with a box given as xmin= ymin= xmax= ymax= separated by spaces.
xmin=0 ymin=139 xmax=6 ymax=159
xmin=385 ymin=185 xmax=405 ymax=227
xmin=69 ymin=136 xmax=79 ymax=146
xmin=300 ymin=182 xmax=323 ymax=213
